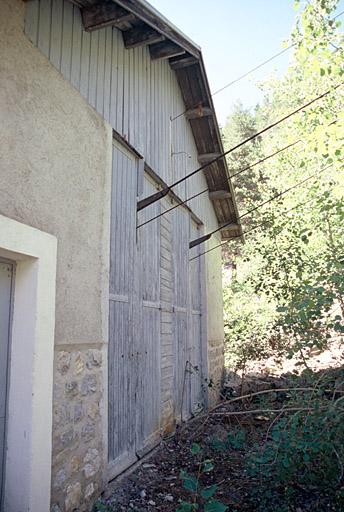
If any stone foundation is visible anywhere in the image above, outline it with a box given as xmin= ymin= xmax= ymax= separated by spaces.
xmin=207 ymin=338 xmax=225 ymax=407
xmin=51 ymin=347 xmax=105 ymax=512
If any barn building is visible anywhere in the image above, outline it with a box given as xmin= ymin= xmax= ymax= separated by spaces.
xmin=0 ymin=0 xmax=241 ymax=510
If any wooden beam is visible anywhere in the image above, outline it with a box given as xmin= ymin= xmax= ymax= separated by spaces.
xmin=67 ymin=0 xmax=86 ymax=7
xmin=81 ymin=2 xmax=136 ymax=32
xmin=149 ymin=41 xmax=185 ymax=60
xmin=169 ymin=54 xmax=199 ymax=70
xmin=209 ymin=190 xmax=232 ymax=200
xmin=219 ymin=223 xmax=240 ymax=233
xmin=185 ymin=107 xmax=213 ymax=120
xmin=198 ymin=153 xmax=222 ymax=165
xmin=122 ymin=26 xmax=165 ymax=49
xmin=114 ymin=0 xmax=200 ymax=58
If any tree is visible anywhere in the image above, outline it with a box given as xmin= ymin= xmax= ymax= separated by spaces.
xmin=223 ymin=0 xmax=344 ymax=366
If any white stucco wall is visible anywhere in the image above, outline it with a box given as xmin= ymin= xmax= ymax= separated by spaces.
xmin=0 ymin=1 xmax=112 ymax=509
xmin=0 ymin=0 xmax=112 ymax=347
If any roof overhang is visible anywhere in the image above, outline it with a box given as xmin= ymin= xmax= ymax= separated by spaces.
xmin=69 ymin=0 xmax=242 ymax=240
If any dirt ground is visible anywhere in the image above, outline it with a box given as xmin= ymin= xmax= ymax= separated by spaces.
xmin=96 ymin=344 xmax=344 ymax=512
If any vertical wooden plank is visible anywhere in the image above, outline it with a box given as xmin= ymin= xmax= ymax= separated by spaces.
xmin=108 ymin=143 xmax=139 ymax=478
xmin=71 ymin=5 xmax=82 ymax=89
xmin=25 ymin=0 xmax=40 ymax=46
xmin=122 ymin=45 xmax=129 ymax=137
xmin=88 ymin=30 xmax=99 ymax=108
xmin=152 ymin=59 xmax=157 ymax=171
xmin=189 ymin=220 xmax=203 ymax=414
xmin=172 ymin=207 xmax=191 ymax=421
xmin=60 ymin=0 xmax=73 ymax=81
xmin=37 ymin=0 xmax=51 ymax=58
xmin=110 ymin=29 xmax=120 ymax=132
xmin=117 ymin=30 xmax=124 ymax=134
xmin=136 ymin=178 xmax=161 ymax=453
xmin=103 ymin=27 xmax=113 ymax=123
xmin=128 ymin=49 xmax=135 ymax=144
xmin=96 ymin=29 xmax=106 ymax=117
xmin=50 ymin=0 xmax=63 ymax=70
xmin=134 ymin=48 xmax=140 ymax=152
xmin=145 ymin=48 xmax=151 ymax=161
xmin=79 ymin=27 xmax=91 ymax=100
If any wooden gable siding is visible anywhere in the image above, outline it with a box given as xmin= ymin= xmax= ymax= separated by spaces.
xmin=25 ymin=0 xmax=219 ymax=232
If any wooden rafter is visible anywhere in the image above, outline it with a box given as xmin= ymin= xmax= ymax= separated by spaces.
xmin=185 ymin=107 xmax=213 ymax=120
xmin=198 ymin=153 xmax=222 ymax=165
xmin=149 ymin=41 xmax=185 ymax=60
xmin=81 ymin=2 xmax=136 ymax=31
xmin=123 ymin=26 xmax=165 ymax=49
xmin=169 ymin=54 xmax=198 ymax=70
xmin=209 ymin=190 xmax=232 ymax=200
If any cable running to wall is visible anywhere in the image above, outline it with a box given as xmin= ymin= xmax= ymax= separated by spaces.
xmin=189 ymin=161 xmax=343 ymax=248
xmin=137 ymin=82 xmax=342 ymax=213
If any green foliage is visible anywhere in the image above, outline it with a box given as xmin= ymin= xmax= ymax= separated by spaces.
xmin=176 ymin=444 xmax=228 ymax=512
xmin=176 ymin=502 xmax=199 ymax=512
xmin=212 ymin=428 xmax=246 ymax=451
xmin=223 ymin=0 xmax=344 ymax=366
xmin=92 ymin=501 xmax=113 ymax=512
xmin=203 ymin=501 xmax=228 ymax=512
xmin=246 ymin=394 xmax=344 ymax=510
xmin=221 ymin=4 xmax=344 ymax=506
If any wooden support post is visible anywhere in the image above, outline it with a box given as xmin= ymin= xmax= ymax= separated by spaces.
xmin=208 ymin=190 xmax=232 ymax=200
xmin=219 ymin=223 xmax=240 ymax=234
xmin=185 ymin=107 xmax=213 ymax=120
xmin=197 ymin=153 xmax=222 ymax=165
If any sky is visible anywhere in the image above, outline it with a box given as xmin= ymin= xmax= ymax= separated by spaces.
xmin=149 ymin=0 xmax=344 ymax=125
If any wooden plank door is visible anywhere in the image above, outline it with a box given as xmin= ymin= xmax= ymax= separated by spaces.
xmin=109 ymin=149 xmax=162 ymax=477
xmin=136 ymin=177 xmax=161 ymax=456
xmin=0 ymin=260 xmax=14 ymax=509
xmin=108 ymin=143 xmax=138 ymax=478
xmin=172 ymin=208 xmax=191 ymax=422
xmin=189 ymin=221 xmax=204 ymax=414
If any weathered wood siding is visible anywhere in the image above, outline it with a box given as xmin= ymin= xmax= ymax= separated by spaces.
xmin=108 ymin=144 xmax=162 ymax=478
xmin=108 ymin=143 xmax=138 ymax=476
xmin=136 ymin=177 xmax=161 ymax=455
xmin=24 ymin=0 xmax=218 ymax=229
xmin=25 ymin=0 xmax=224 ymax=480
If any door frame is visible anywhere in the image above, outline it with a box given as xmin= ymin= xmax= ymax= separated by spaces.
xmin=0 ymin=258 xmax=15 ymax=512
xmin=108 ymin=142 xmax=162 ymax=480
xmin=0 ymin=214 xmax=57 ymax=512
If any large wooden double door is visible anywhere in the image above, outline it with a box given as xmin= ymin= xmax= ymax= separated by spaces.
xmin=108 ymin=142 xmax=205 ymax=479
xmin=108 ymin=143 xmax=161 ymax=479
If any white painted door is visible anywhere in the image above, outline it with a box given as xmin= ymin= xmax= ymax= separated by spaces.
xmin=0 ymin=260 xmax=14 ymax=510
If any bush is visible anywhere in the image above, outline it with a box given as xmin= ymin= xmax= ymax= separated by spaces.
xmin=246 ymin=392 xmax=344 ymax=510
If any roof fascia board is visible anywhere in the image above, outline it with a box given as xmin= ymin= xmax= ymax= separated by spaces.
xmin=112 ymin=0 xmax=201 ymax=58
